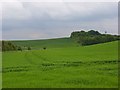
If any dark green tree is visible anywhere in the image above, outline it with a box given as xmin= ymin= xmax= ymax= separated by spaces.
xmin=28 ymin=47 xmax=31 ymax=50
xmin=70 ymin=30 xmax=119 ymax=46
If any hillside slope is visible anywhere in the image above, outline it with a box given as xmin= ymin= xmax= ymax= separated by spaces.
xmin=12 ymin=38 xmax=78 ymax=49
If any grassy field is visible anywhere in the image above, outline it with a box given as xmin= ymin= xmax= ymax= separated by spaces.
xmin=2 ymin=40 xmax=118 ymax=88
xmin=11 ymin=37 xmax=78 ymax=49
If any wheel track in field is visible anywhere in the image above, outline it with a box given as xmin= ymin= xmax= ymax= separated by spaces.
xmin=24 ymin=51 xmax=49 ymax=65
xmin=24 ymin=51 xmax=58 ymax=71
xmin=24 ymin=51 xmax=119 ymax=72
xmin=24 ymin=51 xmax=119 ymax=66
xmin=24 ymin=52 xmax=38 ymax=65
xmin=31 ymin=51 xmax=48 ymax=62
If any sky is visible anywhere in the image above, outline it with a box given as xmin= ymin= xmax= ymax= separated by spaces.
xmin=0 ymin=0 xmax=119 ymax=40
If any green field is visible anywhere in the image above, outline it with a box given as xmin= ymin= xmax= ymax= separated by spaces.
xmin=12 ymin=38 xmax=78 ymax=49
xmin=2 ymin=40 xmax=119 ymax=88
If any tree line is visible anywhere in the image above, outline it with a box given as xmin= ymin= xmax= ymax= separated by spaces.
xmin=2 ymin=41 xmax=31 ymax=52
xmin=70 ymin=30 xmax=120 ymax=45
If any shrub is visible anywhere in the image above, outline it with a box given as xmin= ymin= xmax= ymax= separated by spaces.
xmin=43 ymin=47 xmax=46 ymax=50
xmin=28 ymin=47 xmax=31 ymax=50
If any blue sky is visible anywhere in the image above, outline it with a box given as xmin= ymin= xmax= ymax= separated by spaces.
xmin=1 ymin=1 xmax=118 ymax=40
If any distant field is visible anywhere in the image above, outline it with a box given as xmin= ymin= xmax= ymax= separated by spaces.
xmin=2 ymin=41 xmax=118 ymax=88
xmin=12 ymin=38 xmax=78 ymax=49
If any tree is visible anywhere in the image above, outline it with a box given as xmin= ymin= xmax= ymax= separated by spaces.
xmin=70 ymin=30 xmax=119 ymax=46
xmin=87 ymin=30 xmax=101 ymax=36
xmin=18 ymin=46 xmax=22 ymax=51
xmin=43 ymin=47 xmax=46 ymax=50
xmin=2 ymin=41 xmax=17 ymax=51
xmin=28 ymin=47 xmax=31 ymax=50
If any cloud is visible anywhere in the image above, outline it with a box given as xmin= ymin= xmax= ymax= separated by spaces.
xmin=2 ymin=1 xmax=31 ymax=20
xmin=2 ymin=2 xmax=118 ymax=40
xmin=3 ymin=2 xmax=117 ymax=21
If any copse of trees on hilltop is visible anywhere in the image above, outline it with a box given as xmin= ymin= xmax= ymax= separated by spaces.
xmin=70 ymin=30 xmax=120 ymax=45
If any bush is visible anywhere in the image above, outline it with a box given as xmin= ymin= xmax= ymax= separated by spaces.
xmin=43 ymin=47 xmax=46 ymax=50
xmin=28 ymin=47 xmax=31 ymax=50
xmin=18 ymin=46 xmax=22 ymax=51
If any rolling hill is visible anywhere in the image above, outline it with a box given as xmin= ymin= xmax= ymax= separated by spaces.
xmin=11 ymin=37 xmax=79 ymax=49
xmin=2 ymin=41 xmax=118 ymax=88
xmin=2 ymin=32 xmax=119 ymax=88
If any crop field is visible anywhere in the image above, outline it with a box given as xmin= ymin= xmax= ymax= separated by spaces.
xmin=2 ymin=41 xmax=119 ymax=88
xmin=12 ymin=38 xmax=78 ymax=49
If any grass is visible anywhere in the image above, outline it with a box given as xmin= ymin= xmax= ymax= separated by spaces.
xmin=11 ymin=37 xmax=78 ymax=49
xmin=2 ymin=40 xmax=119 ymax=88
